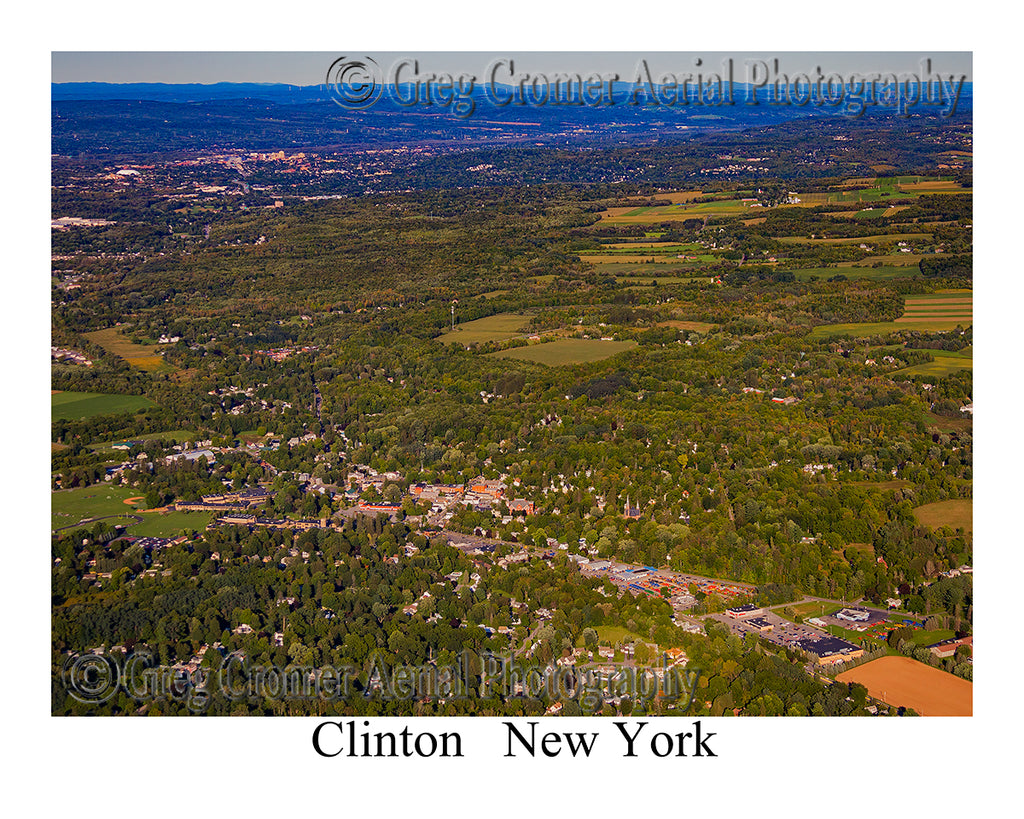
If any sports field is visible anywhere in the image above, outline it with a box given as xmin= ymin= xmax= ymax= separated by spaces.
xmin=913 ymin=499 xmax=973 ymax=532
xmin=52 ymin=484 xmax=149 ymax=530
xmin=437 ymin=313 xmax=531 ymax=345
xmin=83 ymin=327 xmax=171 ymax=372
xmin=489 ymin=338 xmax=638 ymax=366
xmin=52 ymin=484 xmax=212 ymax=536
xmin=836 ymin=656 xmax=971 ymax=715
xmin=52 ymin=390 xmax=155 ymax=421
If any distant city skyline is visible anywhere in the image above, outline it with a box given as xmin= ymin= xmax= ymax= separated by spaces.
xmin=52 ymin=52 xmax=972 ymax=86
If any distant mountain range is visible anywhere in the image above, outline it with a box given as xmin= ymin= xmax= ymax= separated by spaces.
xmin=52 ymin=80 xmax=972 ymax=106
xmin=51 ymin=82 xmax=972 ymax=158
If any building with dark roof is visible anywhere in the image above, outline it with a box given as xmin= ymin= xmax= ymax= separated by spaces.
xmin=795 ymin=635 xmax=864 ymax=665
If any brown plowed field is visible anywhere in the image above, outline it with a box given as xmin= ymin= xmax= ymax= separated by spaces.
xmin=836 ymin=656 xmax=972 ymax=716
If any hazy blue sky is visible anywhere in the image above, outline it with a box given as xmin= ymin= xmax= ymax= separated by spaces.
xmin=52 ymin=52 xmax=972 ymax=85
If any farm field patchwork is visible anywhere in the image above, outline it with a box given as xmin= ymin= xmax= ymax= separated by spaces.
xmin=810 ymin=292 xmax=972 ymax=337
xmin=52 ymin=390 xmax=155 ymax=421
xmin=836 ymin=656 xmax=971 ymax=715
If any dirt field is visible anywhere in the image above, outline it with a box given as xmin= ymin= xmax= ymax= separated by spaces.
xmin=836 ymin=656 xmax=972 ymax=716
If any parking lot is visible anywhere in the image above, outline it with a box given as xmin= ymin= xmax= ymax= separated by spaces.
xmin=707 ymin=610 xmax=831 ymax=651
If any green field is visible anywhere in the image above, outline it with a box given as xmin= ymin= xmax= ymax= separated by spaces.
xmin=617 ymin=275 xmax=715 ymax=287
xmin=52 ymin=484 xmax=149 ymax=530
xmin=784 ymin=601 xmax=841 ymax=620
xmin=437 ymin=312 xmax=533 ymax=345
xmin=895 ymin=349 xmax=973 ymax=378
xmin=909 ymin=628 xmax=957 ymax=647
xmin=489 ymin=338 xmax=638 ymax=366
xmin=792 ymin=266 xmax=918 ymax=281
xmin=52 ymin=484 xmax=211 ymax=536
xmin=90 ymin=429 xmax=198 ymax=453
xmin=600 ymin=199 xmax=754 ymax=224
xmin=83 ymin=327 xmax=172 ymax=372
xmin=913 ymin=499 xmax=973 ymax=532
xmin=585 ymin=242 xmax=705 ymax=255
xmin=776 ymin=233 xmax=933 ymax=245
xmin=575 ymin=624 xmax=648 ymax=648
xmin=52 ymin=391 xmax=155 ymax=421
xmin=589 ymin=264 xmax=706 ymax=275
xmin=127 ymin=510 xmax=213 ymax=537
xmin=810 ymin=292 xmax=972 ymax=338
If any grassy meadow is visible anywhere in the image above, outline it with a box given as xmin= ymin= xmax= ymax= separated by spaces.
xmin=52 ymin=391 xmax=155 ymax=421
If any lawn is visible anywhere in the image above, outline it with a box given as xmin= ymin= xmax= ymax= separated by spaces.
xmin=908 ymin=628 xmax=956 ymax=647
xmin=489 ymin=339 xmax=638 ymax=366
xmin=127 ymin=510 xmax=213 ymax=537
xmin=437 ymin=312 xmax=532 ymax=345
xmin=913 ymin=499 xmax=973 ymax=532
xmin=52 ymin=391 xmax=155 ymax=421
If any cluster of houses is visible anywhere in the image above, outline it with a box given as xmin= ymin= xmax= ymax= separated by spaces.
xmin=51 ymin=346 xmax=92 ymax=366
xmin=250 ymin=345 xmax=320 ymax=362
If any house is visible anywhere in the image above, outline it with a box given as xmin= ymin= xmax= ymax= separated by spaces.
xmin=929 ymin=636 xmax=972 ymax=659
xmin=508 ymin=499 xmax=535 ymax=516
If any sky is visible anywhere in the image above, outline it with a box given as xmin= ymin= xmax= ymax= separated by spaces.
xmin=52 ymin=51 xmax=972 ymax=86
